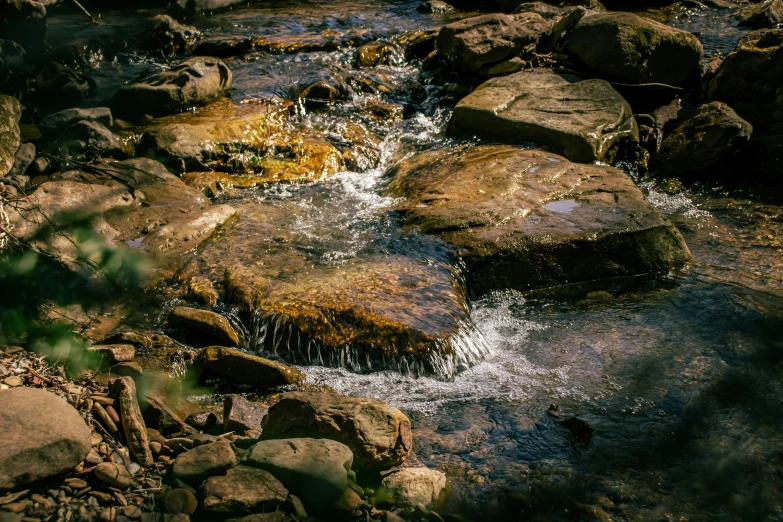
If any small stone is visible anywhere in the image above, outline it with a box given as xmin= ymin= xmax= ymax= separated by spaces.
xmin=223 ymin=395 xmax=267 ymax=433
xmin=87 ymin=345 xmax=136 ymax=364
xmin=165 ymin=438 xmax=194 ymax=454
xmin=332 ymin=487 xmax=362 ymax=512
xmin=171 ymin=441 xmax=237 ymax=485
xmin=88 ymin=491 xmax=114 ymax=505
xmin=161 ymin=489 xmax=197 ymax=515
xmin=380 ymin=467 xmax=447 ymax=507
xmin=99 ymin=507 xmax=116 ymax=522
xmin=95 ymin=462 xmax=134 ymax=489
xmin=64 ymin=478 xmax=88 ymax=489
xmin=2 ymin=376 xmax=22 ymax=387
xmin=1 ymin=501 xmax=30 ymax=513
xmin=122 ymin=505 xmax=143 ymax=519
xmin=149 ymin=442 xmax=162 ymax=455
xmin=288 ymin=494 xmax=307 ymax=518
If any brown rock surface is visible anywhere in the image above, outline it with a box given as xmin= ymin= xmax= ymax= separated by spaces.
xmin=196 ymin=346 xmax=303 ymax=388
xmin=112 ymin=376 xmax=155 ymax=467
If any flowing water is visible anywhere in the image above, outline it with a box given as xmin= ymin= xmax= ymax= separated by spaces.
xmin=47 ymin=1 xmax=783 ymax=520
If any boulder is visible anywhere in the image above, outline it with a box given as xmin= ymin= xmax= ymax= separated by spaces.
xmin=0 ymin=0 xmax=46 ymax=51
xmin=654 ymin=101 xmax=752 ymax=176
xmin=111 ymin=57 xmax=232 ymax=120
xmin=141 ymin=392 xmax=190 ymax=436
xmin=0 ymin=94 xmax=21 ymax=177
xmin=0 ymin=388 xmax=92 ymax=490
xmin=380 ymin=468 xmax=447 ymax=507
xmin=447 ymin=70 xmax=638 ymax=163
xmin=736 ymin=0 xmax=782 ymax=29
xmin=7 ymin=142 xmax=34 ymax=178
xmin=197 ymin=346 xmax=304 ymax=388
xmin=708 ymin=29 xmax=783 ymax=131
xmin=563 ymin=12 xmax=703 ymax=86
xmin=244 ymin=438 xmax=352 ymax=510
xmin=54 ymin=120 xmax=129 ymax=160
xmin=223 ymin=394 xmax=268 ymax=433
xmin=386 ymin=145 xmax=692 ymax=295
xmin=168 ymin=307 xmax=240 ymax=347
xmin=171 ymin=441 xmax=237 ymax=484
xmin=436 ymin=13 xmax=551 ymax=72
xmin=201 ymin=465 xmax=288 ymax=514
xmin=262 ymin=392 xmax=412 ymax=470
xmin=162 ymin=488 xmax=198 ymax=515
xmin=140 ymin=15 xmax=199 ymax=56
xmin=39 ymin=107 xmax=113 ymax=135
xmin=112 ymin=376 xmax=155 ymax=467
xmin=87 ymin=344 xmax=136 ymax=363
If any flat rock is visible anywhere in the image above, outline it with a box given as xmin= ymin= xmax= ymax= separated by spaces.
xmin=386 ymin=145 xmax=692 ymax=295
xmin=87 ymin=344 xmax=136 ymax=364
xmin=223 ymin=394 xmax=268 ymax=433
xmin=0 ymin=387 xmax=92 ymax=490
xmin=39 ymin=107 xmax=113 ymax=135
xmin=94 ymin=462 xmax=134 ymax=489
xmin=563 ymin=12 xmax=703 ymax=86
xmin=436 ymin=13 xmax=551 ymax=72
xmin=201 ymin=465 xmax=288 ymax=513
xmin=263 ymin=392 xmax=412 ymax=470
xmin=244 ymin=438 xmax=352 ymax=511
xmin=111 ymin=57 xmax=232 ymax=120
xmin=197 ymin=346 xmax=304 ymax=388
xmin=380 ymin=467 xmax=447 ymax=507
xmin=0 ymin=94 xmax=21 ymax=177
xmin=655 ymin=101 xmax=753 ymax=176
xmin=447 ymin=70 xmax=638 ymax=163
xmin=168 ymin=307 xmax=240 ymax=347
xmin=171 ymin=441 xmax=237 ymax=485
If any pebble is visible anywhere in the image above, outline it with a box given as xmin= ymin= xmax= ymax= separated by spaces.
xmin=2 ymin=376 xmax=22 ymax=387
xmin=1 ymin=501 xmax=31 ymax=513
xmin=122 ymin=505 xmax=143 ymax=519
xmin=64 ymin=479 xmax=88 ymax=489
xmin=99 ymin=507 xmax=115 ymax=522
xmin=30 ymin=494 xmax=51 ymax=508
xmin=86 ymin=449 xmax=104 ymax=465
xmin=92 ymin=396 xmax=116 ymax=406
xmin=161 ymin=489 xmax=197 ymax=515
xmin=95 ymin=462 xmax=134 ymax=489
xmin=148 ymin=442 xmax=162 ymax=455
xmin=105 ymin=405 xmax=121 ymax=425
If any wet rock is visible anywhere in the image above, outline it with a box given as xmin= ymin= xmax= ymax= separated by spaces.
xmin=477 ymin=56 xmax=526 ymax=77
xmin=0 ymin=0 xmax=46 ymax=51
xmin=87 ymin=344 xmax=136 ymax=364
xmin=162 ymin=488 xmax=198 ymax=515
xmin=201 ymin=465 xmax=288 ymax=514
xmin=168 ymin=307 xmax=240 ymax=347
xmin=386 ymin=145 xmax=692 ymax=295
xmin=94 ymin=462 xmax=134 ymax=489
xmin=244 ymin=438 xmax=352 ymax=511
xmin=511 ymin=1 xmax=565 ymax=18
xmin=171 ymin=441 xmax=237 ymax=484
xmin=112 ymin=376 xmax=155 ymax=467
xmin=223 ymin=394 xmax=268 ymax=433
xmin=193 ymin=36 xmax=254 ymax=57
xmin=142 ymin=392 xmax=190 ymax=436
xmin=6 ymin=142 xmax=33 ymax=178
xmin=254 ymin=28 xmax=370 ymax=54
xmin=418 ymin=0 xmax=454 ymax=12
xmin=171 ymin=0 xmax=248 ymax=18
xmin=263 ymin=392 xmax=412 ymax=470
xmin=708 ymin=29 xmax=783 ymax=131
xmin=39 ymin=107 xmax=113 ymax=136
xmin=436 ymin=13 xmax=550 ymax=72
xmin=141 ymin=15 xmax=199 ymax=56
xmin=196 ymin=346 xmax=304 ymax=388
xmin=54 ymin=120 xmax=129 ymax=160
xmin=31 ymin=63 xmax=94 ymax=111
xmin=0 ymin=387 xmax=92 ymax=489
xmin=654 ymin=101 xmax=752 ymax=176
xmin=447 ymin=69 xmax=638 ymax=163
xmin=397 ymin=30 xmax=439 ymax=60
xmin=355 ymin=41 xmax=404 ymax=68
xmin=186 ymin=411 xmax=218 ymax=432
xmin=563 ymin=12 xmax=703 ymax=86
xmin=0 ymin=94 xmax=21 ymax=177
xmin=379 ymin=468 xmax=447 ymax=507
xmin=111 ymin=57 xmax=232 ymax=120
xmin=736 ymin=0 xmax=782 ymax=29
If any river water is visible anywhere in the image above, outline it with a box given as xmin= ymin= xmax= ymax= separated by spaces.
xmin=49 ymin=2 xmax=783 ymax=520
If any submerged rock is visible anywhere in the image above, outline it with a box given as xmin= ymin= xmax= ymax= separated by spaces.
xmin=201 ymin=465 xmax=288 ymax=514
xmin=196 ymin=346 xmax=304 ymax=388
xmin=386 ymin=145 xmax=692 ymax=295
xmin=0 ymin=94 xmax=20 ymax=177
xmin=263 ymin=392 xmax=412 ymax=470
xmin=563 ymin=12 xmax=703 ymax=86
xmin=111 ymin=57 xmax=232 ymax=120
xmin=168 ymin=307 xmax=241 ymax=347
xmin=447 ymin=70 xmax=638 ymax=163
xmin=654 ymin=101 xmax=752 ymax=176
xmin=0 ymin=387 xmax=92 ymax=490
xmin=379 ymin=467 xmax=447 ymax=507
xmin=436 ymin=13 xmax=550 ymax=72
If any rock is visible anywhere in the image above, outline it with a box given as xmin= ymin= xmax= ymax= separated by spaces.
xmin=39 ymin=108 xmax=113 ymax=136
xmin=223 ymin=395 xmax=268 ymax=433
xmin=244 ymin=438 xmax=353 ymax=511
xmin=142 ymin=392 xmax=189 ymax=436
xmin=171 ymin=0 xmax=248 ymax=18
xmin=2 ymin=376 xmax=21 ymax=387
xmin=477 ymin=56 xmax=526 ymax=77
xmin=253 ymin=28 xmax=370 ymax=54
xmin=168 ymin=307 xmax=240 ymax=347
xmin=31 ymin=63 xmax=94 ymax=111
xmin=380 ymin=468 xmax=447 ymax=507
xmin=0 ymin=387 xmax=92 ymax=489
xmin=386 ymin=145 xmax=692 ymax=295
xmin=161 ymin=488 xmax=198 ymax=515
xmin=171 ymin=441 xmax=237 ymax=484
xmin=436 ymin=13 xmax=550 ymax=72
xmin=201 ymin=465 xmax=288 ymax=513
xmin=708 ymin=29 xmax=783 ymax=131
xmin=94 ymin=462 xmax=134 ymax=489
xmin=544 ymin=5 xmax=586 ymax=50
xmin=447 ymin=69 xmax=638 ymax=163
xmin=418 ymin=0 xmax=454 ymax=12
xmin=736 ymin=0 xmax=782 ymax=29
xmin=112 ymin=376 xmax=155 ymax=467
xmin=355 ymin=41 xmax=403 ymax=67
xmin=192 ymin=36 xmax=254 ymax=57
xmin=185 ymin=411 xmax=218 ymax=432
xmin=111 ymin=57 xmax=232 ymax=120
xmin=196 ymin=346 xmax=304 ymax=388
xmin=0 ymin=40 xmax=28 ymax=96
xmin=224 ymin=513 xmax=285 ymax=522
xmin=262 ymin=392 xmax=412 ymax=470
xmin=512 ymin=1 xmax=565 ymax=18
xmin=7 ymin=142 xmax=34 ymax=178
xmin=332 ymin=487 xmax=362 ymax=512
xmin=87 ymin=344 xmax=136 ymax=364
xmin=141 ymin=15 xmax=199 ymax=56
xmin=0 ymin=0 xmax=46 ymax=51
xmin=564 ymin=12 xmax=703 ymax=86
xmin=654 ymin=101 xmax=752 ymax=176
xmin=0 ymin=94 xmax=21 ymax=177
xmin=398 ymin=30 xmax=439 ymax=60
xmin=54 ymin=120 xmax=129 ymax=160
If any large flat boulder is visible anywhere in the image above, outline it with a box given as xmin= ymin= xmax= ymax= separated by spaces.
xmin=201 ymin=466 xmax=288 ymax=514
xmin=447 ymin=70 xmax=638 ymax=163
xmin=0 ymin=94 xmax=21 ymax=177
xmin=0 ymin=388 xmax=92 ymax=490
xmin=386 ymin=145 xmax=692 ymax=295
xmin=262 ymin=392 xmax=412 ymax=470
xmin=111 ymin=57 xmax=232 ymax=120
xmin=436 ymin=13 xmax=551 ymax=73
xmin=563 ymin=12 xmax=703 ymax=86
